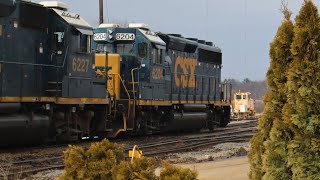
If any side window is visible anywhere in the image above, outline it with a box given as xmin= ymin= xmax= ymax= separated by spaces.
xmin=54 ymin=30 xmax=65 ymax=50
xmin=152 ymin=48 xmax=162 ymax=64
xmin=138 ymin=42 xmax=147 ymax=58
xmin=80 ymin=34 xmax=91 ymax=53
xmin=243 ymin=95 xmax=247 ymax=99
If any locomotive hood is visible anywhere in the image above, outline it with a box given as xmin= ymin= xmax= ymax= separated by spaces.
xmin=52 ymin=8 xmax=93 ymax=35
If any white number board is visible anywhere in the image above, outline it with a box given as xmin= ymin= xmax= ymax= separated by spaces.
xmin=93 ymin=33 xmax=107 ymax=41
xmin=115 ymin=33 xmax=135 ymax=41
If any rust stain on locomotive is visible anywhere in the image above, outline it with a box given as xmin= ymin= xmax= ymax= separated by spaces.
xmin=174 ymin=57 xmax=197 ymax=88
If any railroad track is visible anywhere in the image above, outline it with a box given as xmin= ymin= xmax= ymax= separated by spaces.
xmin=0 ymin=120 xmax=257 ymax=178
xmin=126 ymin=121 xmax=257 ymax=156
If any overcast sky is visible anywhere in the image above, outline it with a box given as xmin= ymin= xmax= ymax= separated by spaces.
xmin=34 ymin=0 xmax=320 ymax=80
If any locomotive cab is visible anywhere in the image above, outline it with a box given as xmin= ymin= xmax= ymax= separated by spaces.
xmin=40 ymin=1 xmax=105 ymax=98
xmin=93 ymin=23 xmax=167 ymax=100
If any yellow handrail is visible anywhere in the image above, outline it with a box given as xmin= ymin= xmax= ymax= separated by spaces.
xmin=110 ymin=73 xmax=131 ymax=119
xmin=107 ymin=74 xmax=117 ymax=117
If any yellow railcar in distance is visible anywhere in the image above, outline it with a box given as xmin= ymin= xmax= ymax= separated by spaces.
xmin=232 ymin=91 xmax=255 ymax=120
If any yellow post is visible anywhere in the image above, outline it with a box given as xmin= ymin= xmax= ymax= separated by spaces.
xmin=128 ymin=145 xmax=143 ymax=163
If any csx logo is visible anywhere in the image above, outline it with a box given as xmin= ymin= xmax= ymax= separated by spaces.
xmin=151 ymin=68 xmax=163 ymax=80
xmin=174 ymin=57 xmax=197 ymax=88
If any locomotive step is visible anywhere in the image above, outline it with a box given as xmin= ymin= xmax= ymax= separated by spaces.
xmin=127 ymin=90 xmax=137 ymax=93
xmin=48 ymin=82 xmax=63 ymax=84
xmin=128 ymin=82 xmax=138 ymax=84
xmin=45 ymin=90 xmax=62 ymax=92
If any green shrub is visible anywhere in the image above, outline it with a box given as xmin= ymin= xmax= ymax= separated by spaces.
xmin=57 ymin=139 xmax=124 ymax=180
xmin=112 ymin=157 xmax=157 ymax=180
xmin=56 ymin=140 xmax=199 ymax=180
xmin=159 ymin=162 xmax=198 ymax=180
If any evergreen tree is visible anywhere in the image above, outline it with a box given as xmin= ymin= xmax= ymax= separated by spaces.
xmin=262 ymin=3 xmax=294 ymax=179
xmin=248 ymin=1 xmax=294 ymax=179
xmin=285 ymin=0 xmax=320 ymax=179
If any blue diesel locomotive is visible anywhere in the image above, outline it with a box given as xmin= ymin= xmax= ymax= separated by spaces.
xmin=93 ymin=23 xmax=231 ymax=135
xmin=0 ymin=0 xmax=231 ymax=145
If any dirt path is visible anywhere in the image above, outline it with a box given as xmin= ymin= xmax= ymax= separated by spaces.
xmin=178 ymin=156 xmax=249 ymax=180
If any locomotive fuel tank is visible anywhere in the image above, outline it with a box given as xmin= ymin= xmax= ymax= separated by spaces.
xmin=181 ymin=104 xmax=207 ymax=112
xmin=0 ymin=103 xmax=49 ymax=146
xmin=166 ymin=112 xmax=208 ymax=131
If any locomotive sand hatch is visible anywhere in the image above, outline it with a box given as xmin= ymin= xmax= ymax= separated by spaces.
xmin=0 ymin=0 xmax=231 ymax=146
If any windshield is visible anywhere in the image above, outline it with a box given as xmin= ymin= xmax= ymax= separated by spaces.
xmin=96 ymin=43 xmax=113 ymax=53
xmin=116 ymin=44 xmax=134 ymax=55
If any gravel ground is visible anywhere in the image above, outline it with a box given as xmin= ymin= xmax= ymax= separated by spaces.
xmin=164 ymin=142 xmax=250 ymax=164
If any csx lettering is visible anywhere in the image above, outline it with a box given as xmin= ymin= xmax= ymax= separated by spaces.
xmin=152 ymin=68 xmax=163 ymax=80
xmin=174 ymin=57 xmax=197 ymax=88
xmin=72 ymin=58 xmax=90 ymax=72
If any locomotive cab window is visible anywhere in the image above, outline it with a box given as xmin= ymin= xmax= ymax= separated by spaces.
xmin=236 ymin=95 xmax=242 ymax=100
xmin=80 ymin=34 xmax=91 ymax=53
xmin=138 ymin=42 xmax=147 ymax=58
xmin=96 ymin=43 xmax=113 ymax=53
xmin=243 ymin=95 xmax=247 ymax=99
xmin=117 ymin=43 xmax=133 ymax=55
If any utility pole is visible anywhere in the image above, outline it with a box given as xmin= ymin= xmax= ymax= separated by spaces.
xmin=99 ymin=0 xmax=104 ymax=24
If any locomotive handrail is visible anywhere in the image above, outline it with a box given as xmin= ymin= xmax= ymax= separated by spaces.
xmin=0 ymin=46 xmax=69 ymax=68
xmin=0 ymin=61 xmax=65 ymax=68
xmin=170 ymin=71 xmax=217 ymax=78
xmin=109 ymin=73 xmax=131 ymax=119
xmin=107 ymin=74 xmax=117 ymax=117
xmin=131 ymin=68 xmax=140 ymax=119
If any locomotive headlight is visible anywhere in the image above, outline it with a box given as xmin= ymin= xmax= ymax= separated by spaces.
xmin=39 ymin=43 xmax=43 ymax=54
xmin=13 ymin=20 xmax=18 ymax=28
xmin=39 ymin=47 xmax=43 ymax=54
xmin=45 ymin=104 xmax=50 ymax=110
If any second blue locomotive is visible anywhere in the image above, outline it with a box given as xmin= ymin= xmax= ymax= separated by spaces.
xmin=94 ymin=23 xmax=231 ymax=135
